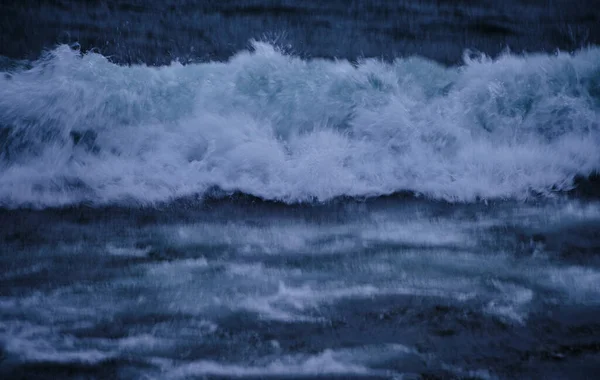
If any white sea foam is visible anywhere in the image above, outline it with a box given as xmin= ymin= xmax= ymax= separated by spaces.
xmin=0 ymin=321 xmax=116 ymax=364
xmin=106 ymin=244 xmax=152 ymax=257
xmin=162 ymin=344 xmax=410 ymax=378
xmin=484 ymin=280 xmax=534 ymax=324
xmin=0 ymin=42 xmax=599 ymax=207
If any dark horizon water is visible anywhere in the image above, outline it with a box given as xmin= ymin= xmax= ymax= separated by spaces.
xmin=2 ymin=0 xmax=600 ymax=65
xmin=1 ymin=1 xmax=600 ymax=379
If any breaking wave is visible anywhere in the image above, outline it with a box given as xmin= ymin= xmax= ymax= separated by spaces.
xmin=1 ymin=42 xmax=599 ymax=207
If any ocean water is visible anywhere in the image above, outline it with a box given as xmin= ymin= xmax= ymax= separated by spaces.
xmin=1 ymin=1 xmax=600 ymax=379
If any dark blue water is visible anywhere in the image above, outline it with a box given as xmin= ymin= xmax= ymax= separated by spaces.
xmin=3 ymin=0 xmax=600 ymax=65
xmin=1 ymin=1 xmax=600 ymax=379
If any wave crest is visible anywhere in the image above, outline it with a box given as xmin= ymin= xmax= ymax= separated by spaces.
xmin=1 ymin=42 xmax=599 ymax=207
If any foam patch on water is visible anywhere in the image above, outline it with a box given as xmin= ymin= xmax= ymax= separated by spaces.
xmin=224 ymin=264 xmax=479 ymax=322
xmin=0 ymin=321 xmax=116 ymax=365
xmin=159 ymin=214 xmax=479 ymax=257
xmin=161 ymin=344 xmax=412 ymax=378
xmin=106 ymin=244 xmax=152 ymax=257
xmin=544 ymin=266 xmax=600 ymax=301
xmin=484 ymin=280 xmax=534 ymax=324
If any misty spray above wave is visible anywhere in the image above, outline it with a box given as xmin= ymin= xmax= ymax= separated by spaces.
xmin=0 ymin=42 xmax=599 ymax=207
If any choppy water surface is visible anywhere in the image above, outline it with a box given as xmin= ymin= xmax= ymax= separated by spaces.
xmin=1 ymin=199 xmax=600 ymax=379
xmin=1 ymin=1 xmax=600 ymax=379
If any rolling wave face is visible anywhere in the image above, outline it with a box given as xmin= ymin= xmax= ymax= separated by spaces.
xmin=0 ymin=42 xmax=599 ymax=207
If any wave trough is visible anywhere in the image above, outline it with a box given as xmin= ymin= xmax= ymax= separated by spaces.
xmin=1 ymin=42 xmax=599 ymax=207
